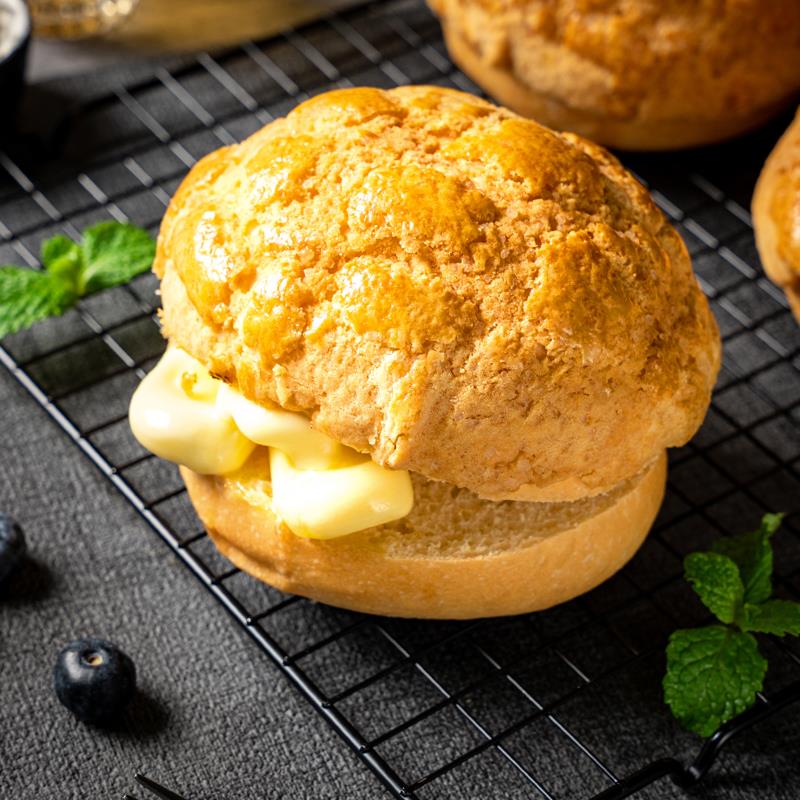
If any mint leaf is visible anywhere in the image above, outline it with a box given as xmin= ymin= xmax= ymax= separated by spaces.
xmin=685 ymin=552 xmax=744 ymax=624
xmin=80 ymin=222 xmax=155 ymax=294
xmin=759 ymin=512 xmax=785 ymax=536
xmin=663 ymin=626 xmax=766 ymax=737
xmin=666 ymin=514 xmax=794 ymax=738
xmin=712 ymin=513 xmax=783 ymax=604
xmin=741 ymin=599 xmax=800 ymax=637
xmin=0 ymin=222 xmax=155 ymax=340
xmin=0 ymin=267 xmax=77 ymax=338
xmin=41 ymin=235 xmax=82 ymax=280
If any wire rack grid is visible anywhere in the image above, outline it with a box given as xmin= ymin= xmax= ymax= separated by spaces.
xmin=1 ymin=2 xmax=800 ymax=798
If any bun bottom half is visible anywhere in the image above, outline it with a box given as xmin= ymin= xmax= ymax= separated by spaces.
xmin=181 ymin=450 xmax=667 ymax=619
xmin=442 ymin=25 xmax=789 ymax=152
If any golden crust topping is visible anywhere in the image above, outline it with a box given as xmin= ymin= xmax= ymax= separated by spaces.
xmin=156 ymin=86 xmax=720 ymax=500
xmin=770 ymin=132 xmax=800 ymax=274
xmin=753 ymin=108 xmax=800 ymax=319
xmin=429 ymin=0 xmax=800 ymax=125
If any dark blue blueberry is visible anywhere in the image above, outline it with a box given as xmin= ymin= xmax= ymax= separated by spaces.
xmin=53 ymin=638 xmax=136 ymax=725
xmin=0 ymin=512 xmax=26 ymax=585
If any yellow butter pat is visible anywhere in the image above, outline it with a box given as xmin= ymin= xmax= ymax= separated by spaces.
xmin=129 ymin=347 xmax=255 ymax=475
xmin=269 ymin=448 xmax=414 ymax=539
xmin=216 ymin=383 xmax=343 ymax=470
xmin=129 ymin=346 xmax=414 ymax=538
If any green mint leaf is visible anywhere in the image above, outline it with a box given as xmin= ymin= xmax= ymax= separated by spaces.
xmin=41 ymin=235 xmax=82 ymax=286
xmin=0 ymin=222 xmax=155 ymax=339
xmin=79 ymin=222 xmax=156 ymax=294
xmin=684 ymin=552 xmax=744 ymax=624
xmin=0 ymin=267 xmax=77 ymax=338
xmin=759 ymin=512 xmax=786 ymax=536
xmin=741 ymin=599 xmax=800 ymax=637
xmin=663 ymin=626 xmax=766 ymax=737
xmin=711 ymin=513 xmax=783 ymax=605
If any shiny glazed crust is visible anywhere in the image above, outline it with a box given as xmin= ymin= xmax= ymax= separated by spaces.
xmin=157 ymin=86 xmax=719 ymax=502
xmin=429 ymin=0 xmax=800 ymax=150
xmin=753 ymin=109 xmax=800 ymax=321
xmin=181 ymin=452 xmax=667 ymax=619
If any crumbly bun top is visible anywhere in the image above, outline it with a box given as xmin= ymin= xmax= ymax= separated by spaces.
xmin=156 ymin=85 xmax=720 ymax=501
xmin=428 ymin=0 xmax=800 ymax=127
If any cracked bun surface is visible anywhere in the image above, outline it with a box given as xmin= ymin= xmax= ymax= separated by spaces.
xmin=428 ymin=0 xmax=800 ymax=150
xmin=753 ymin=109 xmax=800 ymax=321
xmin=157 ymin=85 xmax=720 ymax=502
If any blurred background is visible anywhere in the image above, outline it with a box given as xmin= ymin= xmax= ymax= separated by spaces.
xmin=17 ymin=0 xmax=352 ymax=82
xmin=26 ymin=0 xmax=357 ymax=80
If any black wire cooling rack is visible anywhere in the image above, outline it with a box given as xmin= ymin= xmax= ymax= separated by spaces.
xmin=2 ymin=2 xmax=800 ymax=797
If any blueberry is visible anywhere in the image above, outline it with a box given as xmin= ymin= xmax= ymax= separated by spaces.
xmin=53 ymin=638 xmax=136 ymax=725
xmin=0 ymin=513 xmax=26 ymax=585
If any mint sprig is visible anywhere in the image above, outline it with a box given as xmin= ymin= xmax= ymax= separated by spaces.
xmin=0 ymin=222 xmax=155 ymax=338
xmin=663 ymin=513 xmax=798 ymax=737
xmin=663 ymin=626 xmax=765 ymax=738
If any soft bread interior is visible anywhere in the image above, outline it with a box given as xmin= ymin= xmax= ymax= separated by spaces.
xmin=182 ymin=449 xmax=667 ymax=618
